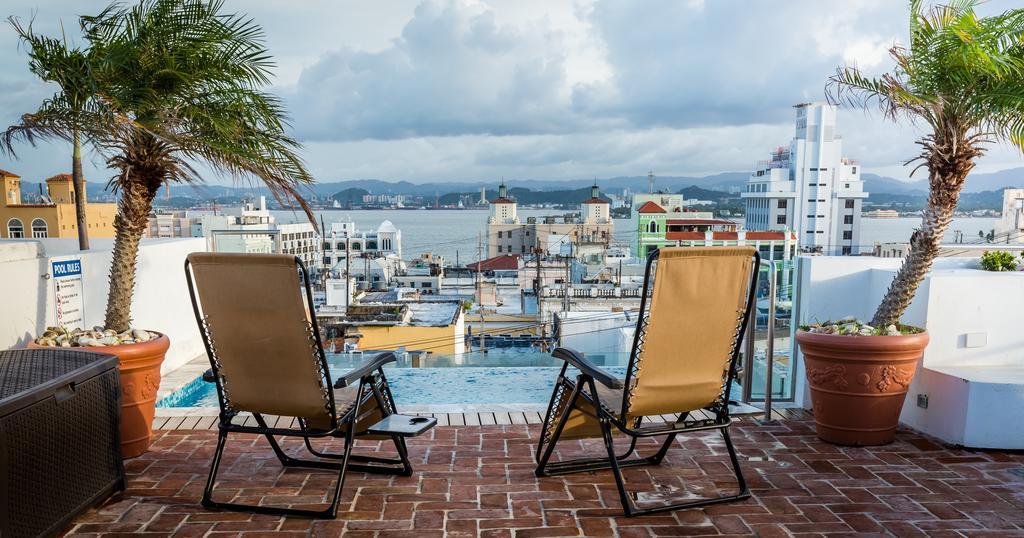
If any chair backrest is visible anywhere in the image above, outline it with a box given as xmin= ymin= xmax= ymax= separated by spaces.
xmin=623 ymin=247 xmax=758 ymax=417
xmin=185 ymin=253 xmax=335 ymax=428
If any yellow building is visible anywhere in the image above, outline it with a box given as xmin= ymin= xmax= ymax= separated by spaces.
xmin=1 ymin=169 xmax=117 ymax=239
xmin=319 ymin=301 xmax=466 ymax=355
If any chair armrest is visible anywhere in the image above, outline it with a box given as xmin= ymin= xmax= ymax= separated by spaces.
xmin=333 ymin=351 xmax=397 ymax=388
xmin=551 ymin=347 xmax=623 ymax=389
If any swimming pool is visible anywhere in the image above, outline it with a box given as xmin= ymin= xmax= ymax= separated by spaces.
xmin=157 ymin=350 xmax=631 ymax=407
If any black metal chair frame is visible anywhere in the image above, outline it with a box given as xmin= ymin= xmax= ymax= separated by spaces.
xmin=185 ymin=256 xmax=414 ymax=519
xmin=534 ymin=249 xmax=760 ymax=517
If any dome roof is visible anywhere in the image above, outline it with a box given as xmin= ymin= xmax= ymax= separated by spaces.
xmin=377 ymin=220 xmax=398 ymax=233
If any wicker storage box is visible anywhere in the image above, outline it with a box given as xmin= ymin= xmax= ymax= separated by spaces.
xmin=0 ymin=348 xmax=125 ymax=537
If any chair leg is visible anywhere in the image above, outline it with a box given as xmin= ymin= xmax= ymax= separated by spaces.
xmin=722 ymin=427 xmax=749 ymax=499
xmin=534 ymin=381 xmax=581 ymax=476
xmin=649 ymin=433 xmax=678 ymax=465
xmin=601 ymin=424 xmax=752 ymax=518
xmin=201 ymin=423 xmax=355 ymax=518
xmin=536 ymin=384 xmax=645 ymax=477
xmin=600 ymin=418 xmax=638 ymax=517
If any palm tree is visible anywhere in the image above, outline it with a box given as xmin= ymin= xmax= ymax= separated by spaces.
xmin=828 ymin=0 xmax=1024 ymax=328
xmin=3 ymin=18 xmax=104 ymax=251
xmin=77 ymin=0 xmax=314 ymax=332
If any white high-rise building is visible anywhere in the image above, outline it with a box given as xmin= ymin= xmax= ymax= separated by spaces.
xmin=742 ymin=103 xmax=868 ymax=255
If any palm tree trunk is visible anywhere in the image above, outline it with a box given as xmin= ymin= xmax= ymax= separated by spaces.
xmin=71 ymin=129 xmax=90 ymax=250
xmin=103 ymin=173 xmax=160 ymax=332
xmin=871 ymin=137 xmax=978 ymax=327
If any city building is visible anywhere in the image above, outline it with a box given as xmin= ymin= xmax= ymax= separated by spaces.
xmin=632 ymin=193 xmax=687 ymax=214
xmin=322 ymin=220 xmax=404 ymax=287
xmin=741 ymin=102 xmax=868 ymax=255
xmin=636 ymin=200 xmax=797 ymax=261
xmin=201 ymin=196 xmax=321 ymax=271
xmin=636 ymin=202 xmax=736 ymax=256
xmin=322 ymin=220 xmax=402 ymax=265
xmin=995 ymin=188 xmax=1024 ymax=242
xmin=147 ymin=210 xmax=200 ymax=238
xmin=318 ymin=300 xmax=466 ymax=355
xmin=276 ymin=222 xmax=321 ymax=272
xmin=1 ymin=170 xmax=116 ymax=239
xmin=486 ymin=182 xmax=613 ymax=261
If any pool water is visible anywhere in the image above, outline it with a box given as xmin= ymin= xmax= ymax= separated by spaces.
xmin=157 ymin=350 xmax=632 ymax=407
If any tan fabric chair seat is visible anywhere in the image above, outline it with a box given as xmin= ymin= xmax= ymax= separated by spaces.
xmin=548 ymin=376 xmax=626 ymax=440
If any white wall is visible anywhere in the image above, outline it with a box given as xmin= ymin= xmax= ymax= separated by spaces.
xmin=558 ymin=311 xmax=635 ymax=362
xmin=1 ymin=237 xmax=207 ymax=373
xmin=794 ymin=255 xmax=1024 ymax=448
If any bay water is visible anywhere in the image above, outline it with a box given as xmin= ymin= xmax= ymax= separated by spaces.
xmin=270 ymin=208 xmax=1001 ymax=262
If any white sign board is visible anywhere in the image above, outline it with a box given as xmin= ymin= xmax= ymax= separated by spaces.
xmin=52 ymin=258 xmax=85 ymax=329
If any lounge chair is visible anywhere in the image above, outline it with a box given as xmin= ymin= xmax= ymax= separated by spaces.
xmin=184 ymin=253 xmax=435 ymax=518
xmin=534 ymin=247 xmax=759 ymax=517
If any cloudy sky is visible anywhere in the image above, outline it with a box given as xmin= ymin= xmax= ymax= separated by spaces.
xmin=2 ymin=0 xmax=1022 ymax=185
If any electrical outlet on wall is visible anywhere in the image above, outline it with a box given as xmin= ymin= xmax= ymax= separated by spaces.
xmin=917 ymin=394 xmax=929 ymax=409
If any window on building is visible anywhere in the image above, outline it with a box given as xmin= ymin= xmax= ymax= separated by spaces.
xmin=30 ymin=218 xmax=47 ymax=238
xmin=497 ymin=245 xmax=502 ymax=253
xmin=844 ymin=215 xmax=853 ymax=224
xmin=322 ymin=241 xmax=331 ymax=250
xmin=7 ymin=218 xmax=24 ymax=238
xmin=842 ymin=246 xmax=852 ymax=255
xmin=422 ymin=282 xmax=432 ymax=289
xmin=776 ymin=214 xmax=786 ymax=225
xmin=647 ymin=220 xmax=658 ymax=233
xmin=777 ymin=200 xmax=787 ymax=209
xmin=323 ymin=257 xmax=331 ymax=265
xmin=845 ymin=199 xmax=855 ymax=209
xmin=351 ymin=242 xmax=361 ymax=250
xmin=843 ymin=231 xmax=853 ymax=240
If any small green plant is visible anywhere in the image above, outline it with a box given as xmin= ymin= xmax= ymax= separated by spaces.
xmin=979 ymin=251 xmax=1018 ymax=272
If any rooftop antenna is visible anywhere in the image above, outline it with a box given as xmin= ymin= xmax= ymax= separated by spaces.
xmin=648 ymin=171 xmax=654 ymax=194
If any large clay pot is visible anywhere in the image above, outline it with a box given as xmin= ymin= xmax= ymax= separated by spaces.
xmin=31 ymin=333 xmax=169 ymax=458
xmin=796 ymin=330 xmax=929 ymax=446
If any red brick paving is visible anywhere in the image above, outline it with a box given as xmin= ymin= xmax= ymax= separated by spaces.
xmin=67 ymin=417 xmax=1024 ymax=536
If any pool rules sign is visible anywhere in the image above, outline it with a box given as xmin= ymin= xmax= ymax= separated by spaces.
xmin=52 ymin=259 xmax=85 ymax=328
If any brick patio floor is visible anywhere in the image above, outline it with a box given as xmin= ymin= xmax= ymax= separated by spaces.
xmin=67 ymin=416 xmax=1024 ymax=537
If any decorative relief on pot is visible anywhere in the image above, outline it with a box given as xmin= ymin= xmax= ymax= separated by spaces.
xmin=807 ymin=364 xmax=848 ymax=387
xmin=122 ymin=382 xmax=135 ymax=397
xmin=856 ymin=373 xmax=871 ymax=386
xmin=141 ymin=373 xmax=161 ymax=399
xmin=876 ymin=365 xmax=914 ymax=392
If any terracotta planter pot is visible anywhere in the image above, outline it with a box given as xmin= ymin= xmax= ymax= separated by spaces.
xmin=796 ymin=330 xmax=929 ymax=446
xmin=30 ymin=333 xmax=169 ymax=458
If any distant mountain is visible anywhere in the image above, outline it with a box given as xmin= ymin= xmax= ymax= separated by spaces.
xmin=15 ymin=164 xmax=1022 ymax=207
xmin=862 ymin=174 xmax=925 ymax=194
xmin=678 ymin=185 xmax=735 ymax=201
xmin=862 ymin=167 xmax=1024 ymax=194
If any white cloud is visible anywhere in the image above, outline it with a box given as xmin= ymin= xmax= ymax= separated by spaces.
xmin=0 ymin=0 xmax=1021 ymax=185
